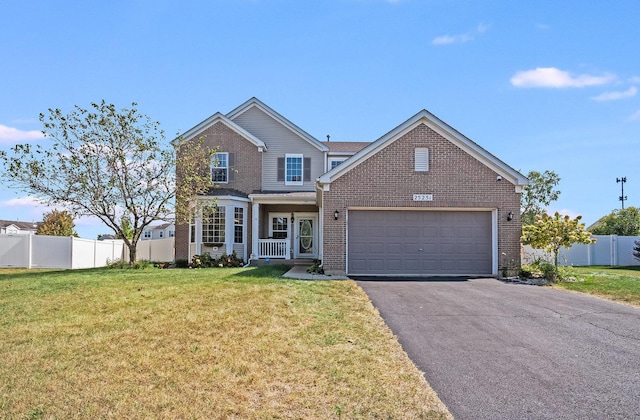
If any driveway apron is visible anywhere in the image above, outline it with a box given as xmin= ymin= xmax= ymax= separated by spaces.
xmin=356 ymin=278 xmax=640 ymax=420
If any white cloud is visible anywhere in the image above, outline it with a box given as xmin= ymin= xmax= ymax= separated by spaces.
xmin=0 ymin=125 xmax=45 ymax=144
xmin=629 ymin=110 xmax=640 ymax=121
xmin=591 ymin=86 xmax=637 ymax=101
xmin=510 ymin=67 xmax=616 ymax=88
xmin=432 ymin=23 xmax=489 ymax=46
xmin=536 ymin=23 xmax=550 ymax=30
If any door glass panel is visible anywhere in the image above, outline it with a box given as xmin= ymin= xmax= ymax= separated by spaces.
xmin=299 ymin=219 xmax=313 ymax=254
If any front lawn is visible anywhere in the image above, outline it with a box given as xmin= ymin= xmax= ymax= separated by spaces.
xmin=0 ymin=266 xmax=450 ymax=419
xmin=555 ymin=266 xmax=640 ymax=307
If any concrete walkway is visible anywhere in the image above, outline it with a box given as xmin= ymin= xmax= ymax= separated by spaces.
xmin=282 ymin=265 xmax=349 ymax=280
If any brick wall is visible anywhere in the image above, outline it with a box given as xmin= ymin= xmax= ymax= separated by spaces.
xmin=175 ymin=121 xmax=262 ymax=261
xmin=322 ymin=122 xmax=521 ymax=275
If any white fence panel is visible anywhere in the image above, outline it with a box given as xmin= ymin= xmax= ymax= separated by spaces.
xmin=523 ymin=235 xmax=640 ymax=266
xmin=134 ymin=238 xmax=175 ymax=262
xmin=96 ymin=240 xmax=125 ymax=266
xmin=0 ymin=234 xmax=126 ymax=269
xmin=32 ymin=235 xmax=72 ymax=269
xmin=0 ymin=235 xmax=30 ymax=267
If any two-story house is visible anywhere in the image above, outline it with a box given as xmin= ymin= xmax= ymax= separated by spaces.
xmin=141 ymin=222 xmax=175 ymax=240
xmin=175 ymin=98 xmax=528 ymax=277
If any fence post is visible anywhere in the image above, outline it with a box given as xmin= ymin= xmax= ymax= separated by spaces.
xmin=27 ymin=234 xmax=33 ymax=269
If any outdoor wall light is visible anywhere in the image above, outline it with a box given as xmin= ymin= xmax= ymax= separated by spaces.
xmin=334 ymin=210 xmax=340 ymax=220
xmin=507 ymin=211 xmax=514 ymax=221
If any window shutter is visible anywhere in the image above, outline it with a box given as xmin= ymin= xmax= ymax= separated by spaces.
xmin=277 ymin=157 xmax=285 ymax=181
xmin=303 ymin=157 xmax=311 ymax=182
xmin=415 ymin=148 xmax=429 ymax=172
xmin=228 ymin=152 xmax=235 ymax=181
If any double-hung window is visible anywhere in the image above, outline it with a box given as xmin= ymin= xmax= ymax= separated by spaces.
xmin=234 ymin=208 xmax=243 ymax=244
xmin=212 ymin=152 xmax=229 ymax=183
xmin=285 ymin=154 xmax=303 ymax=185
xmin=202 ymin=206 xmax=225 ymax=243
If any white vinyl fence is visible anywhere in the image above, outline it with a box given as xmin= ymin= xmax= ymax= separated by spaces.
xmin=0 ymin=234 xmax=176 ymax=269
xmin=0 ymin=234 xmax=125 ymax=269
xmin=523 ymin=235 xmax=640 ymax=267
xmin=127 ymin=238 xmax=175 ymax=263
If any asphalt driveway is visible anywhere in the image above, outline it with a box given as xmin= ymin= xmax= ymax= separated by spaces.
xmin=356 ymin=278 xmax=640 ymax=420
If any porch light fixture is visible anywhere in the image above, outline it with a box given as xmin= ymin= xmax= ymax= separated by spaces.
xmin=334 ymin=210 xmax=340 ymax=220
xmin=507 ymin=211 xmax=514 ymax=221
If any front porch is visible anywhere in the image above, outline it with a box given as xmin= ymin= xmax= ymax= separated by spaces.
xmin=249 ymin=191 xmax=322 ymax=262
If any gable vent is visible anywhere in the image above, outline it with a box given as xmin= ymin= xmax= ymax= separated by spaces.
xmin=415 ymin=148 xmax=429 ymax=172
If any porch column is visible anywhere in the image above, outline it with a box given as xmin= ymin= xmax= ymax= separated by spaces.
xmin=195 ymin=216 xmax=202 ymax=256
xmin=251 ymin=202 xmax=259 ymax=259
xmin=226 ymin=206 xmax=234 ymax=256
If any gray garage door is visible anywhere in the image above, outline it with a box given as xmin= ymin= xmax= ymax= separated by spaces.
xmin=348 ymin=210 xmax=492 ymax=276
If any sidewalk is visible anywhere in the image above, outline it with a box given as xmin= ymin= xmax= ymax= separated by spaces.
xmin=282 ymin=265 xmax=349 ymax=280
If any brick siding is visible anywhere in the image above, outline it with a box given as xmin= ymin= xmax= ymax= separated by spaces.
xmin=322 ymin=123 xmax=521 ymax=275
xmin=175 ymin=121 xmax=262 ymax=261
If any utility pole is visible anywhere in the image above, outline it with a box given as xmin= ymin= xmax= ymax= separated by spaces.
xmin=616 ymin=177 xmax=627 ymax=209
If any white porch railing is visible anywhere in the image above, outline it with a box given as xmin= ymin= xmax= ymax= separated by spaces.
xmin=258 ymin=239 xmax=290 ymax=259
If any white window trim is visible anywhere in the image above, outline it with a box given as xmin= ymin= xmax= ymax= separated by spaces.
xmin=328 ymin=157 xmax=346 ymax=169
xmin=415 ymin=148 xmax=429 ymax=172
xmin=212 ymin=152 xmax=229 ymax=184
xmin=268 ymin=212 xmax=290 ymax=239
xmin=285 ymin=153 xmax=304 ymax=186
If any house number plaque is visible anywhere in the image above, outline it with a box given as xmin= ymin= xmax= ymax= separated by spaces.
xmin=413 ymin=194 xmax=433 ymax=201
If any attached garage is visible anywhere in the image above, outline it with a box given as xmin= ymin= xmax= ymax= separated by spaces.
xmin=347 ymin=210 xmax=494 ymax=276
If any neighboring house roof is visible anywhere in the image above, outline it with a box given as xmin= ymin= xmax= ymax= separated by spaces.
xmin=322 ymin=141 xmax=371 ymax=154
xmin=318 ymin=109 xmax=529 ymax=188
xmin=152 ymin=223 xmax=173 ymax=231
xmin=0 ymin=220 xmax=40 ymax=230
xmin=174 ymin=112 xmax=267 ymax=151
xmin=227 ymin=97 xmax=329 ymax=152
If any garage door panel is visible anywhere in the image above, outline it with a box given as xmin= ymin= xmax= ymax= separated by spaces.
xmin=348 ymin=210 xmax=492 ymax=275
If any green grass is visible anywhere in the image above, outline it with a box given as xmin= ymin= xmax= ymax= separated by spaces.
xmin=556 ymin=266 xmax=640 ymax=307
xmin=0 ymin=266 xmax=450 ymax=419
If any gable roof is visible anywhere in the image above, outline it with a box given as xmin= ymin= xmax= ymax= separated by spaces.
xmin=226 ymin=97 xmax=329 ymax=152
xmin=174 ymin=112 xmax=267 ymax=151
xmin=0 ymin=220 xmax=40 ymax=230
xmin=318 ymin=109 xmax=528 ymax=188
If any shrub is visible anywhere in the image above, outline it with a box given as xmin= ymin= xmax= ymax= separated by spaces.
xmin=191 ymin=252 xmax=214 ymax=268
xmin=106 ymin=259 xmax=152 ymax=270
xmin=307 ymin=260 xmax=324 ymax=274
xmin=215 ymin=251 xmax=245 ymax=268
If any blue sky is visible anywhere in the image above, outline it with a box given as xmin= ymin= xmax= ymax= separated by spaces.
xmin=1 ymin=0 xmax=638 ymax=239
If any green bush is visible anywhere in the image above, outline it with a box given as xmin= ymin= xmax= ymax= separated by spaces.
xmin=190 ymin=251 xmax=245 ymax=268
xmin=106 ymin=259 xmax=152 ymax=270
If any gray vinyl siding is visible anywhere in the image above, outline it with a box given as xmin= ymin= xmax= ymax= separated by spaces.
xmin=231 ymin=106 xmax=325 ymax=191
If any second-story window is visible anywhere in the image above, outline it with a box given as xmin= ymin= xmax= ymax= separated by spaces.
xmin=285 ymin=153 xmax=303 ymax=185
xmin=212 ymin=152 xmax=229 ymax=183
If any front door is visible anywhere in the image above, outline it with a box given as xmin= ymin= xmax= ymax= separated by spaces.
xmin=294 ymin=214 xmax=317 ymax=259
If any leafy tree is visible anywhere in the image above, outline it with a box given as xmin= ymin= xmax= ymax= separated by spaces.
xmin=36 ymin=209 xmax=78 ymax=236
xmin=522 ymin=211 xmax=595 ymax=268
xmin=521 ymin=170 xmax=561 ymax=225
xmin=589 ymin=207 xmax=640 ymax=236
xmin=117 ymin=213 xmax=134 ymax=240
xmin=0 ymin=101 xmax=214 ymax=263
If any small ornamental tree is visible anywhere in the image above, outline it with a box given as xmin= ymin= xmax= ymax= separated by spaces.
xmin=37 ymin=209 xmax=78 ymax=237
xmin=522 ymin=211 xmax=596 ymax=268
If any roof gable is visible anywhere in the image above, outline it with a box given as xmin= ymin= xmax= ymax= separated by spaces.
xmin=175 ymin=112 xmax=267 ymax=151
xmin=226 ymin=97 xmax=328 ymax=152
xmin=318 ymin=109 xmax=528 ymax=187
